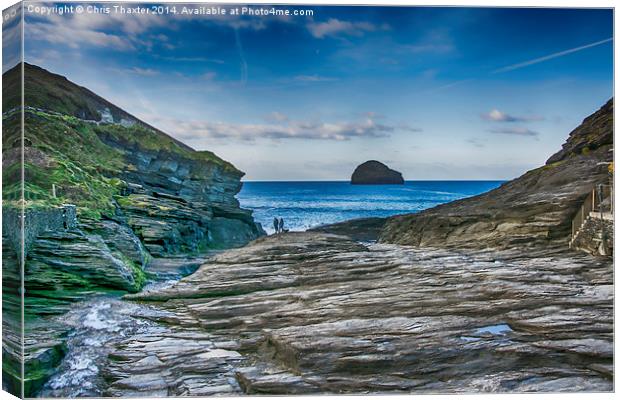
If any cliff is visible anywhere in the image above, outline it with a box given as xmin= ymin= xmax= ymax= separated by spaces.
xmin=2 ymin=62 xmax=265 ymax=296
xmin=1 ymin=63 xmax=264 ymax=394
xmin=351 ymin=160 xmax=404 ymax=184
xmin=380 ymin=99 xmax=613 ymax=249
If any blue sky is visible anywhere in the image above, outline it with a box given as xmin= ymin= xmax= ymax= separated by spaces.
xmin=9 ymin=4 xmax=615 ymax=180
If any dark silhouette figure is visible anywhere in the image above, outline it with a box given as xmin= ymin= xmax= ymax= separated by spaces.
xmin=273 ymin=217 xmax=279 ymax=234
xmin=279 ymin=217 xmax=284 ymax=233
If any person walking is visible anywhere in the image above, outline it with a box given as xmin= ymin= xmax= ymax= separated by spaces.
xmin=279 ymin=217 xmax=285 ymax=233
xmin=273 ymin=217 xmax=279 ymax=234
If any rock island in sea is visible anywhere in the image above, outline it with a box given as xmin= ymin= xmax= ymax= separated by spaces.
xmin=351 ymin=160 xmax=405 ymax=185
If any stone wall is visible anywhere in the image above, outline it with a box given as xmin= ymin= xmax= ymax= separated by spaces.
xmin=571 ymin=214 xmax=613 ymax=256
xmin=2 ymin=204 xmax=77 ymax=260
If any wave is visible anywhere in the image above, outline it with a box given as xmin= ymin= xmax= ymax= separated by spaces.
xmin=239 ymin=181 xmax=503 ymax=233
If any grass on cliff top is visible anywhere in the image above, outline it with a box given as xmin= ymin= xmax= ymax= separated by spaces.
xmin=3 ymin=112 xmax=125 ymax=219
xmin=3 ymin=107 xmax=240 ymax=218
xmin=93 ymin=121 xmax=240 ymax=174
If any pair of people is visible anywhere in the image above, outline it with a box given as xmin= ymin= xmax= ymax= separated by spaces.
xmin=273 ymin=217 xmax=285 ymax=234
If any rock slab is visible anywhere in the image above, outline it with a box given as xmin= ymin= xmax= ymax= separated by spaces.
xmin=120 ymin=232 xmax=613 ymax=394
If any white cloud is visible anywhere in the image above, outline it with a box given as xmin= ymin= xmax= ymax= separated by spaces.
xmin=24 ymin=1 xmax=290 ymax=55
xmin=481 ymin=109 xmax=544 ymax=122
xmin=23 ymin=4 xmax=175 ymax=53
xmin=307 ymin=18 xmax=386 ymax=39
xmin=484 ymin=109 xmax=511 ymax=122
xmin=26 ymin=21 xmax=136 ymax=50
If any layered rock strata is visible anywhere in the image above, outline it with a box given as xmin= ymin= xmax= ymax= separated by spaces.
xmin=118 ymin=232 xmax=612 ymax=394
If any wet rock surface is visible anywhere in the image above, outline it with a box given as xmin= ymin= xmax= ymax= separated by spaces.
xmin=34 ymin=256 xmax=215 ymax=398
xmin=115 ymin=232 xmax=613 ymax=394
xmin=309 ymin=217 xmax=387 ymax=242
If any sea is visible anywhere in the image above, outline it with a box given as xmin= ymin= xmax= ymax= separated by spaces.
xmin=238 ymin=181 xmax=504 ymax=234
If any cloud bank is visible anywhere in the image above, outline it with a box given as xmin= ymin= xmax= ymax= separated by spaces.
xmin=153 ymin=113 xmax=420 ymax=143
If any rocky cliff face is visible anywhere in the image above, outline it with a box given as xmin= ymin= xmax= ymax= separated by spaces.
xmin=351 ymin=160 xmax=404 ymax=184
xmin=1 ymin=63 xmax=264 ymax=395
xmin=3 ymin=63 xmax=264 ymax=256
xmin=380 ymin=99 xmax=613 ymax=249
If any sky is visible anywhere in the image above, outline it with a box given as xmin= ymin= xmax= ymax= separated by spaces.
xmin=4 ymin=3 xmax=614 ymax=180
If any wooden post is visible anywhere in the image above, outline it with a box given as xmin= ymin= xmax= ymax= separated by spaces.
xmin=581 ymin=205 xmax=584 ymax=226
xmin=52 ymin=184 xmax=56 ymax=198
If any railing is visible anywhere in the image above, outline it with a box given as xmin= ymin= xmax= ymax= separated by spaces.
xmin=572 ymin=190 xmax=594 ymax=239
xmin=593 ymin=184 xmax=613 ymax=214
xmin=571 ymin=184 xmax=613 ymax=239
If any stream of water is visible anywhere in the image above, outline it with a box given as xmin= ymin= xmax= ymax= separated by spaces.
xmin=37 ymin=267 xmax=198 ymax=397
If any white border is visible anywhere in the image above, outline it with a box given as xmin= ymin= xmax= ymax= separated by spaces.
xmin=0 ymin=1 xmax=616 ymax=400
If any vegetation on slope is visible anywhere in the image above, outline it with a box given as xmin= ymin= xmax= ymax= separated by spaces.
xmin=7 ymin=110 xmax=239 ymax=217
xmin=2 ymin=63 xmax=241 ymax=218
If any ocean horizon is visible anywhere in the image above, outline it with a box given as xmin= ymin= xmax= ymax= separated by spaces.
xmin=238 ymin=180 xmax=504 ymax=234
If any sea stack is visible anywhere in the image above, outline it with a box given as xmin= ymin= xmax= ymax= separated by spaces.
xmin=351 ymin=160 xmax=404 ymax=185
